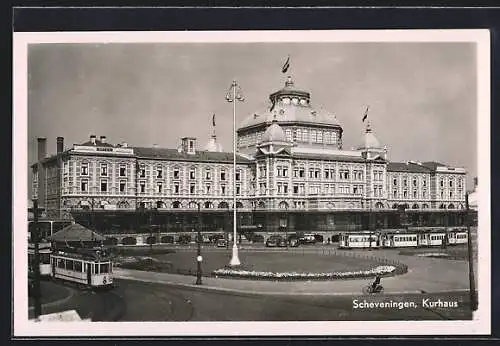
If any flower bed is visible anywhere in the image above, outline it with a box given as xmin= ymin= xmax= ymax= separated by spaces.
xmin=212 ymin=265 xmax=397 ymax=281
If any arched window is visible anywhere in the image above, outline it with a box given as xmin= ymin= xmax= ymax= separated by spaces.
xmin=422 ymin=203 xmax=429 ymax=209
xmin=412 ymin=203 xmax=419 ymax=209
xmin=156 ymin=201 xmax=164 ymax=209
xmin=392 ymin=204 xmax=399 ymax=209
xmin=258 ymin=201 xmax=266 ymax=209
xmin=204 ymin=201 xmax=213 ymax=209
xmin=218 ymin=201 xmax=229 ymax=209
xmin=375 ymin=202 xmax=384 ymax=209
xmin=278 ymin=201 xmax=289 ymax=209
xmin=172 ymin=201 xmax=182 ymax=209
xmin=236 ymin=201 xmax=244 ymax=209
xmin=448 ymin=203 xmax=455 ymax=209
xmin=188 ymin=201 xmax=198 ymax=209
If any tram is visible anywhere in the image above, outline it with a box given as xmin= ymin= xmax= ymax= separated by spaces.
xmin=338 ymin=227 xmax=468 ymax=249
xmin=28 ymin=241 xmax=52 ymax=277
xmin=50 ymin=246 xmax=114 ymax=288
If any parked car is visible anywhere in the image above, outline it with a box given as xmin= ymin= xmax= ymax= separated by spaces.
xmin=266 ymin=235 xmax=287 ymax=247
xmin=300 ymin=233 xmax=317 ymax=245
xmin=251 ymin=234 xmax=265 ymax=243
xmin=216 ymin=239 xmax=227 ymax=248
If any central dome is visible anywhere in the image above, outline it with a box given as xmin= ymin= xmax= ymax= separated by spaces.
xmin=239 ymin=76 xmax=341 ymax=130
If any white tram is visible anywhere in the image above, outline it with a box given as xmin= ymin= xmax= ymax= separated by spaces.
xmin=338 ymin=227 xmax=468 ymax=249
xmin=339 ymin=231 xmax=380 ymax=249
xmin=28 ymin=242 xmax=52 ymax=277
xmin=50 ymin=247 xmax=114 ymax=288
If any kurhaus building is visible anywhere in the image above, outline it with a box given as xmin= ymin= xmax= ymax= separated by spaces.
xmin=31 ymin=76 xmax=469 ymax=239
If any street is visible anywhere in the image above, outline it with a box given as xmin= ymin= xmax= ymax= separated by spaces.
xmin=32 ymin=279 xmax=472 ymax=321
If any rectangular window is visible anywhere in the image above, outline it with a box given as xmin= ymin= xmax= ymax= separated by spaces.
xmin=413 ymin=190 xmax=417 ymax=198
xmin=403 ymin=190 xmax=407 ymax=198
xmin=140 ymin=181 xmax=146 ymax=193
xmin=174 ymin=183 xmax=180 ymax=194
xmin=283 ymin=167 xmax=288 ymax=177
xmin=220 ymin=170 xmax=226 ymax=181
xmin=299 ymin=169 xmax=305 ymax=178
xmin=283 ymin=183 xmax=288 ymax=194
xmin=293 ymin=169 xmax=298 ymax=178
xmin=119 ymin=165 xmax=126 ymax=177
xmin=139 ymin=165 xmax=146 ymax=178
xmin=157 ymin=182 xmax=163 ymax=194
xmin=157 ymin=167 xmax=163 ymax=178
xmin=100 ymin=163 xmax=108 ymax=177
xmin=413 ymin=179 xmax=417 ymax=187
xmin=236 ymin=185 xmax=241 ymax=195
xmin=221 ymin=185 xmax=226 ymax=195
xmin=314 ymin=170 xmax=320 ymax=179
xmin=190 ymin=169 xmax=196 ymax=180
xmin=403 ymin=179 xmax=407 ymax=187
xmin=81 ymin=163 xmax=89 ymax=176
xmin=324 ymin=170 xmax=329 ymax=179
xmin=119 ymin=180 xmax=126 ymax=193
xmin=236 ymin=170 xmax=241 ymax=181
xmin=393 ymin=178 xmax=397 ymax=186
xmin=206 ymin=184 xmax=211 ymax=194
xmin=449 ymin=180 xmax=453 ymax=188
xmin=393 ymin=190 xmax=397 ymax=198
xmin=293 ymin=184 xmax=299 ymax=194
xmin=205 ymin=169 xmax=211 ymax=180
xmin=81 ymin=179 xmax=88 ymax=192
xmin=423 ymin=179 xmax=427 ymax=187
xmin=277 ymin=183 xmax=283 ymax=194
xmin=190 ymin=184 xmax=196 ymax=194
xmin=173 ymin=168 xmax=180 ymax=179
xmin=100 ymin=180 xmax=108 ymax=192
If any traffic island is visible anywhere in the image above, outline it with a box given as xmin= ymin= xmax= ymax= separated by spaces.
xmin=114 ymin=250 xmax=408 ymax=281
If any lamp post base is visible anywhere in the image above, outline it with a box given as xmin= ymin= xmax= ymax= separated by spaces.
xmin=229 ymin=244 xmax=241 ymax=266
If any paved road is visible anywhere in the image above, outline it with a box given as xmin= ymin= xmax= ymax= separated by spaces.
xmin=35 ymin=279 xmax=472 ymax=321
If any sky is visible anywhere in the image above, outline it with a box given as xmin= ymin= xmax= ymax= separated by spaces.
xmin=27 ymin=41 xmax=477 ymax=189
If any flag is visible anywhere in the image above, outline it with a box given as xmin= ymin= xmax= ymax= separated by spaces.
xmin=212 ymin=113 xmax=216 ymax=127
xmin=362 ymin=106 xmax=369 ymax=122
xmin=281 ymin=56 xmax=290 ymax=73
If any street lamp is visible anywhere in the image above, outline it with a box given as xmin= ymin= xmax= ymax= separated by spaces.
xmin=225 ymin=80 xmax=244 ymax=267
xmin=31 ymin=198 xmax=42 ymax=319
xmin=196 ymin=203 xmax=203 ymax=285
xmin=465 ymin=191 xmax=477 ymax=312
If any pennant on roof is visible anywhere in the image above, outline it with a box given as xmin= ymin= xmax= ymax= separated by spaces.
xmin=212 ymin=113 xmax=216 ymax=127
xmin=282 ymin=56 xmax=290 ymax=73
xmin=362 ymin=106 xmax=370 ymax=122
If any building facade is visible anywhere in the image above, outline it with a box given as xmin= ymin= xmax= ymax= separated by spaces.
xmin=31 ymin=76 xmax=469 ymax=235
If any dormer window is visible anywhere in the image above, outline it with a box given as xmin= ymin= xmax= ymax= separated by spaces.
xmin=300 ymin=99 xmax=307 ymax=105
xmin=292 ymin=98 xmax=299 ymax=105
xmin=282 ymin=97 xmax=290 ymax=105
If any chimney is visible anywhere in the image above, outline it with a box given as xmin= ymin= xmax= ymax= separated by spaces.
xmin=90 ymin=135 xmax=96 ymax=145
xmin=100 ymin=135 xmax=106 ymax=144
xmin=56 ymin=137 xmax=64 ymax=154
xmin=37 ymin=137 xmax=47 ymax=161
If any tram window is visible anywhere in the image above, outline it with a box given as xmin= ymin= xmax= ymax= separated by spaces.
xmin=100 ymin=263 xmax=110 ymax=273
xmin=66 ymin=260 xmax=74 ymax=271
xmin=57 ymin=258 xmax=65 ymax=269
xmin=95 ymin=264 xmax=99 ymax=275
xmin=74 ymin=261 xmax=82 ymax=272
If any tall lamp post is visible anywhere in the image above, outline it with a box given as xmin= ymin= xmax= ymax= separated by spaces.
xmin=225 ymin=80 xmax=244 ymax=266
xmin=31 ymin=198 xmax=42 ymax=319
xmin=196 ymin=203 xmax=203 ymax=285
xmin=465 ymin=191 xmax=477 ymax=312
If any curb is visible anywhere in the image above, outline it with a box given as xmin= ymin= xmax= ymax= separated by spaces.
xmin=115 ymin=273 xmax=464 ymax=297
xmin=28 ymin=285 xmax=75 ymax=312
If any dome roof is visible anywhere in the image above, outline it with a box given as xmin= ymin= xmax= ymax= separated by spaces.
xmin=239 ymin=76 xmax=341 ymax=130
xmin=358 ymin=122 xmax=382 ymax=149
xmin=261 ymin=120 xmax=287 ymax=143
xmin=204 ymin=136 xmax=223 ymax=152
